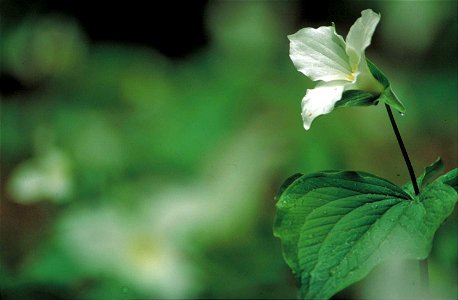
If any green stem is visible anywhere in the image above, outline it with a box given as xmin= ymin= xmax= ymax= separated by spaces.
xmin=384 ymin=104 xmax=429 ymax=298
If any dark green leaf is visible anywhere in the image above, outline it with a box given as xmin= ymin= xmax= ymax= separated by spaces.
xmin=404 ymin=157 xmax=445 ymax=196
xmin=367 ymin=59 xmax=389 ymax=89
xmin=274 ymin=169 xmax=457 ymax=299
xmin=335 ymin=90 xmax=378 ymax=108
xmin=367 ymin=59 xmax=406 ymax=113
xmin=378 ymin=86 xmax=406 ymax=113
xmin=419 ymin=169 xmax=457 ymax=230
xmin=275 ymin=173 xmax=303 ymax=200
xmin=436 ymin=168 xmax=458 ymax=192
xmin=418 ymin=157 xmax=445 ymax=188
xmin=273 ymin=171 xmax=410 ymax=283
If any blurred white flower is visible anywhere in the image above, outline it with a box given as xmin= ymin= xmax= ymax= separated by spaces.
xmin=58 ymin=121 xmax=282 ymax=298
xmin=59 ymin=207 xmax=199 ymax=299
xmin=289 ymin=9 xmax=384 ymax=129
xmin=7 ymin=148 xmax=73 ymax=203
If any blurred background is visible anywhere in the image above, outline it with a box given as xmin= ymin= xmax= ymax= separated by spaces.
xmin=0 ymin=1 xmax=456 ymax=299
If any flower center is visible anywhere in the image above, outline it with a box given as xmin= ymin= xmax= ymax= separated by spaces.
xmin=346 ymin=72 xmax=356 ymax=81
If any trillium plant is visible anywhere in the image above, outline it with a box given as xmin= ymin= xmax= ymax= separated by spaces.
xmin=274 ymin=9 xmax=457 ymax=299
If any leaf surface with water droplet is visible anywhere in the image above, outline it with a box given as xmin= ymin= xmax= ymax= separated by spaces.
xmin=274 ymin=168 xmax=457 ymax=299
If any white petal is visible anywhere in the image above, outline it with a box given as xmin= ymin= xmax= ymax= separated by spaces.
xmin=301 ymin=81 xmax=346 ymax=130
xmin=345 ymin=9 xmax=380 ymax=70
xmin=289 ymin=26 xmax=352 ymax=82
xmin=345 ymin=54 xmax=384 ymax=95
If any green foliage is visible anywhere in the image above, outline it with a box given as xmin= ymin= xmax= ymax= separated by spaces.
xmin=334 ymin=59 xmax=406 ymax=113
xmin=403 ymin=157 xmax=445 ymax=197
xmin=366 ymin=59 xmax=390 ymax=89
xmin=418 ymin=157 xmax=445 ymax=189
xmin=335 ymin=90 xmax=377 ymax=108
xmin=274 ymin=168 xmax=457 ymax=299
xmin=367 ymin=59 xmax=406 ymax=113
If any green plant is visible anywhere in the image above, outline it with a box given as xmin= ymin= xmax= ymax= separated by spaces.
xmin=273 ymin=9 xmax=457 ymax=299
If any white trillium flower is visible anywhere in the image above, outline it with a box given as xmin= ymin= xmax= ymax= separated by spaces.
xmin=289 ymin=9 xmax=387 ymax=130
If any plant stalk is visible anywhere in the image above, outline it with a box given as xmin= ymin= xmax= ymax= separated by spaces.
xmin=384 ymin=104 xmax=419 ymax=195
xmin=384 ymin=104 xmax=429 ymax=298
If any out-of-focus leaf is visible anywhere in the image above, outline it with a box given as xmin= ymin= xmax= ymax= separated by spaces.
xmin=1 ymin=16 xmax=87 ymax=82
